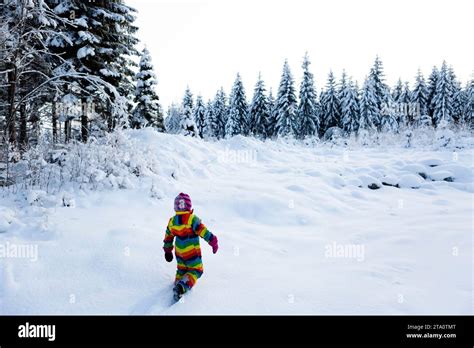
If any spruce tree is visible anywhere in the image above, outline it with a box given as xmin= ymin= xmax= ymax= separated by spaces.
xmin=359 ymin=77 xmax=378 ymax=132
xmin=398 ymin=81 xmax=412 ymax=126
xmin=226 ymin=74 xmax=248 ymax=137
xmin=427 ymin=66 xmax=439 ymax=118
xmin=339 ymin=70 xmax=348 ymax=102
xmin=368 ymin=56 xmax=390 ymax=130
xmin=411 ymin=69 xmax=430 ymax=124
xmin=213 ymin=88 xmax=228 ymax=139
xmin=448 ymin=67 xmax=463 ymax=123
xmin=193 ymin=95 xmax=206 ymax=138
xmin=132 ymin=48 xmax=164 ymax=131
xmin=341 ymin=79 xmax=360 ymax=135
xmin=463 ymin=79 xmax=474 ymax=128
xmin=46 ymin=0 xmax=139 ymax=140
xmin=297 ymin=53 xmax=320 ymax=138
xmin=180 ymin=87 xmax=198 ymax=137
xmin=203 ymin=99 xmax=217 ymax=139
xmin=432 ymin=61 xmax=454 ymax=126
xmin=249 ymin=74 xmax=271 ymax=138
xmin=266 ymin=88 xmax=277 ymax=138
xmin=275 ymin=60 xmax=298 ymax=137
xmin=320 ymin=71 xmax=341 ymax=135
xmin=165 ymin=103 xmax=182 ymax=134
xmin=392 ymin=79 xmax=404 ymax=102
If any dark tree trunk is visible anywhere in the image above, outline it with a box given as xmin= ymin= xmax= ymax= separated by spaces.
xmin=65 ymin=120 xmax=70 ymax=143
xmin=6 ymin=65 xmax=17 ymax=144
xmin=52 ymin=101 xmax=58 ymax=143
xmin=107 ymin=112 xmax=114 ymax=132
xmin=81 ymin=97 xmax=89 ymax=143
xmin=19 ymin=103 xmax=27 ymax=149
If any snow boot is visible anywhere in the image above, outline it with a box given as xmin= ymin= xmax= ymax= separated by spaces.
xmin=173 ymin=283 xmax=185 ymax=302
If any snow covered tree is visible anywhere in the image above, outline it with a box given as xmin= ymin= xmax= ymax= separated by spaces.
xmin=398 ymin=81 xmax=412 ymax=126
xmin=213 ymin=88 xmax=228 ymax=139
xmin=226 ymin=74 xmax=248 ymax=137
xmin=203 ymin=100 xmax=217 ymax=139
xmin=165 ymin=103 xmax=182 ymax=134
xmin=297 ymin=53 xmax=320 ymax=138
xmin=266 ymin=88 xmax=278 ymax=138
xmin=275 ymin=60 xmax=298 ymax=137
xmin=432 ymin=61 xmax=454 ymax=126
xmin=448 ymin=67 xmax=463 ymax=123
xmin=320 ymin=71 xmax=341 ymax=135
xmin=180 ymin=87 xmax=198 ymax=137
xmin=411 ymin=69 xmax=430 ymax=125
xmin=132 ymin=48 xmax=164 ymax=131
xmin=338 ymin=70 xmax=348 ymax=101
xmin=427 ymin=66 xmax=439 ymax=118
xmin=1 ymin=0 xmax=63 ymax=145
xmin=368 ymin=56 xmax=390 ymax=130
xmin=358 ymin=77 xmax=378 ymax=132
xmin=193 ymin=95 xmax=206 ymax=138
xmin=249 ymin=74 xmax=271 ymax=138
xmin=392 ymin=79 xmax=404 ymax=102
xmin=463 ymin=79 xmax=474 ymax=128
xmin=45 ymin=0 xmax=139 ymax=141
xmin=340 ymin=79 xmax=360 ymax=134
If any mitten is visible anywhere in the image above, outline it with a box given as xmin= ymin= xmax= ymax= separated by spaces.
xmin=165 ymin=252 xmax=173 ymax=262
xmin=209 ymin=235 xmax=218 ymax=254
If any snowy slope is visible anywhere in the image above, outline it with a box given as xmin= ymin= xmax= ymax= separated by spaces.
xmin=0 ymin=129 xmax=472 ymax=314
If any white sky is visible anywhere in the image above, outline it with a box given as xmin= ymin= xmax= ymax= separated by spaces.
xmin=129 ymin=0 xmax=473 ymax=108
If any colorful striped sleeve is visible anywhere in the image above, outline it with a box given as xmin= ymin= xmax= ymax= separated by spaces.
xmin=163 ymin=218 xmax=175 ymax=252
xmin=192 ymin=215 xmax=213 ymax=243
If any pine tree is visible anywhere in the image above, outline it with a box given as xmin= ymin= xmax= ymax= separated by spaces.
xmin=180 ymin=87 xmax=198 ymax=137
xmin=213 ymin=88 xmax=228 ymax=139
xmin=398 ymin=81 xmax=412 ymax=126
xmin=46 ymin=0 xmax=139 ymax=140
xmin=266 ymin=88 xmax=277 ymax=138
xmin=339 ymin=70 xmax=348 ymax=102
xmin=193 ymin=95 xmax=206 ymax=138
xmin=320 ymin=71 xmax=341 ymax=135
xmin=368 ymin=56 xmax=390 ymax=130
xmin=165 ymin=103 xmax=182 ymax=134
xmin=297 ymin=53 xmax=320 ymax=138
xmin=275 ymin=60 xmax=298 ymax=137
xmin=249 ymin=73 xmax=271 ymax=138
xmin=392 ymin=79 xmax=404 ymax=102
xmin=427 ymin=66 xmax=439 ymax=118
xmin=203 ymin=99 xmax=217 ymax=139
xmin=359 ymin=77 xmax=378 ymax=132
xmin=226 ymin=74 xmax=248 ymax=137
xmin=432 ymin=61 xmax=454 ymax=126
xmin=341 ymin=78 xmax=360 ymax=134
xmin=448 ymin=66 xmax=463 ymax=123
xmin=463 ymin=79 xmax=474 ymax=128
xmin=132 ymin=48 xmax=164 ymax=131
xmin=411 ymin=69 xmax=430 ymax=125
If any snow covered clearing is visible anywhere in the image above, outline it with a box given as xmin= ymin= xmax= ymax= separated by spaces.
xmin=0 ymin=129 xmax=472 ymax=314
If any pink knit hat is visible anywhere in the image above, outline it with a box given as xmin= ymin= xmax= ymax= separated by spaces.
xmin=174 ymin=193 xmax=192 ymax=212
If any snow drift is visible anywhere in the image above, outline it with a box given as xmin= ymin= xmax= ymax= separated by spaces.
xmin=0 ymin=129 xmax=472 ymax=314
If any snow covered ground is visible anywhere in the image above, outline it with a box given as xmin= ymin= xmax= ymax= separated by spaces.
xmin=0 ymin=129 xmax=472 ymax=314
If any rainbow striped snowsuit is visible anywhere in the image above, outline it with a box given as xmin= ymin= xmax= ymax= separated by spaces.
xmin=163 ymin=210 xmax=215 ymax=291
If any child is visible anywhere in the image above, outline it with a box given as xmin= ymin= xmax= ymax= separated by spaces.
xmin=163 ymin=193 xmax=218 ymax=301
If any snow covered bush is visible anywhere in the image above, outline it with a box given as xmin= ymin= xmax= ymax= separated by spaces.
xmin=435 ymin=119 xmax=456 ymax=149
xmin=4 ymin=130 xmax=171 ymax=194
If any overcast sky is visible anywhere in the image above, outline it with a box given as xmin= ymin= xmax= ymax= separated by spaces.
xmin=129 ymin=0 xmax=473 ymax=108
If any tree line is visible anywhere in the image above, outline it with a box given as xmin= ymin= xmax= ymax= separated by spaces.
xmin=1 ymin=0 xmax=472 ymax=154
xmin=165 ymin=55 xmax=473 ymax=140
